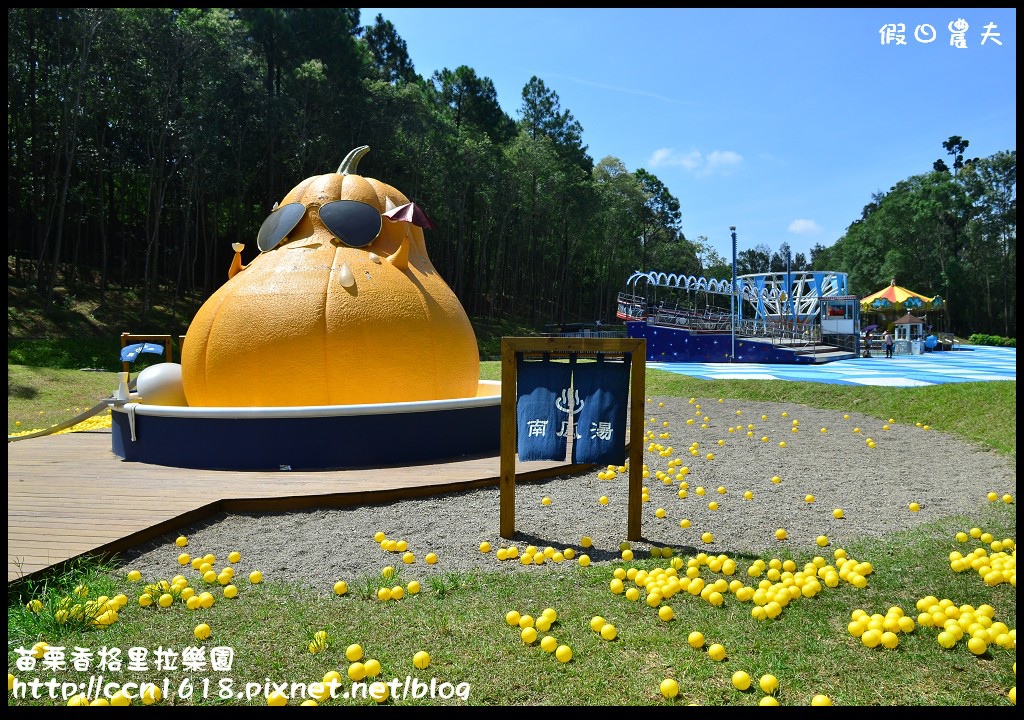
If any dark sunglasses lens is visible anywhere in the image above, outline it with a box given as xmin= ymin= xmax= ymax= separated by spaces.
xmin=319 ymin=200 xmax=382 ymax=248
xmin=256 ymin=202 xmax=306 ymax=252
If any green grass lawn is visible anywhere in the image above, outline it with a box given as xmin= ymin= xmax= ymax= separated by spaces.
xmin=6 ymin=363 xmax=1017 ymax=706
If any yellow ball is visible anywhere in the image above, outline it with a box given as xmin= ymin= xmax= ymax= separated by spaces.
xmin=140 ymin=683 xmax=162 ymax=705
xmin=688 ymin=631 xmax=705 ymax=649
xmin=909 ymin=502 xmax=920 ymax=512
xmin=177 ymin=553 xmax=190 ymax=566
xmin=267 ymin=690 xmax=288 ymax=706
xmin=223 ymin=584 xmax=238 ymax=599
xmin=505 ymin=610 xmax=521 ymax=626
xmin=158 ymin=593 xmax=173 ymax=608
xmin=175 ymin=536 xmax=188 ymax=547
xmin=707 ymin=643 xmax=726 ymax=661
xmin=413 ymin=650 xmax=431 ymax=668
xmin=775 ymin=529 xmax=788 ymax=541
xmin=816 ymin=535 xmax=829 ymax=547
xmin=109 ymin=691 xmax=131 ymax=706
xmin=599 ymin=496 xmax=610 ymax=505
xmin=194 ymin=623 xmax=211 ymax=640
xmin=659 ymin=605 xmax=674 ymax=621
xmin=347 ymin=662 xmax=366 ymax=682
xmin=701 ymin=532 xmax=714 ymax=544
xmin=660 ymin=678 xmax=680 ymax=699
xmin=425 ymin=552 xmax=438 ymax=565
xmin=760 ymin=696 xmax=781 ymax=705
xmin=249 ymin=570 xmax=263 ymax=584
xmin=732 ymin=671 xmax=752 ymax=691
xmin=479 ymin=541 xmax=491 ymax=553
xmin=555 ymin=645 xmax=573 ymax=662
xmin=967 ymin=636 xmax=988 ymax=655
xmin=759 ymin=674 xmax=779 ymax=693
xmin=622 ymin=549 xmax=634 ymax=561
xmin=600 ymin=623 xmax=618 ymax=641
xmin=833 ymin=508 xmax=844 ymax=519
xmin=811 ymin=694 xmax=832 ymax=706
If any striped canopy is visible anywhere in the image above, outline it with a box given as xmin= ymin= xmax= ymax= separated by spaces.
xmin=860 ymin=279 xmax=943 ymax=314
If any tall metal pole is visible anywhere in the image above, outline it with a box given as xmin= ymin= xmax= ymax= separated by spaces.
xmin=787 ymin=248 xmax=794 ymax=332
xmin=730 ymin=226 xmax=737 ymax=362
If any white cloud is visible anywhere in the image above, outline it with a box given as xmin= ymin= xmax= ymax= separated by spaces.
xmin=647 ymin=148 xmax=742 ymax=176
xmin=788 ymin=219 xmax=822 ymax=235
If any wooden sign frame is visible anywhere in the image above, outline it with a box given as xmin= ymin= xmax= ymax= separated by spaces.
xmin=499 ymin=336 xmax=646 ymax=540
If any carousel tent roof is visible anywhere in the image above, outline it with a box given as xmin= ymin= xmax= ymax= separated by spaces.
xmin=860 ymin=279 xmax=943 ymax=314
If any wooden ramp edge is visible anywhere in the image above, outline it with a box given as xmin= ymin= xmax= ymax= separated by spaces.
xmin=8 ymin=430 xmax=597 ymax=586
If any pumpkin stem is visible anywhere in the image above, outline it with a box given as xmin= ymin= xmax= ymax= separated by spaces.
xmin=337 ymin=146 xmax=371 ymax=175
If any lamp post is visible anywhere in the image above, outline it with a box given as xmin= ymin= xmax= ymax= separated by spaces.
xmin=730 ymin=226 xmax=737 ymax=362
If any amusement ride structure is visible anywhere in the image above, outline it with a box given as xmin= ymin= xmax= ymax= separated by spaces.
xmin=615 ymin=229 xmax=863 ymax=364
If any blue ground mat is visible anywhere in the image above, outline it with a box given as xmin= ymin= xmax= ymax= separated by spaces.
xmin=648 ymin=345 xmax=1016 ymax=387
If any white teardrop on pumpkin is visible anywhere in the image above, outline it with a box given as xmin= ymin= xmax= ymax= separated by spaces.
xmin=368 ymin=252 xmax=382 ymax=264
xmin=338 ymin=262 xmax=355 ymax=288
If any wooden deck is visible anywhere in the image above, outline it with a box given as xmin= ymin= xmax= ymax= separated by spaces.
xmin=7 ymin=430 xmax=592 ymax=584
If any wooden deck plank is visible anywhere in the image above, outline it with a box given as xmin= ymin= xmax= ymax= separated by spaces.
xmin=8 ymin=430 xmax=591 ymax=584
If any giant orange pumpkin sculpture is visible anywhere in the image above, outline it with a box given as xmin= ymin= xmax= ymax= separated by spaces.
xmin=181 ymin=146 xmax=480 ymax=407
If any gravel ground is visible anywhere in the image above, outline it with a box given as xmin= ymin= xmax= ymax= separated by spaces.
xmin=118 ymin=396 xmax=1016 ymax=592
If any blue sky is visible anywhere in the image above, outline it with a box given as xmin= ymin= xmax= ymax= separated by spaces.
xmin=360 ymin=8 xmax=1016 ymax=264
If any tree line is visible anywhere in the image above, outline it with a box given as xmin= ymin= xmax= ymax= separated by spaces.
xmin=7 ymin=9 xmax=1015 ymax=337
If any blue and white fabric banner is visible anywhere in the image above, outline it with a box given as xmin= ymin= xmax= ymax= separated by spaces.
xmin=570 ymin=355 xmax=631 ymax=466
xmin=516 ymin=355 xmax=574 ymax=462
xmin=120 ymin=342 xmax=166 ymax=362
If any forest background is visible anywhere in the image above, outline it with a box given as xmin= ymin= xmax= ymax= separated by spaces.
xmin=6 ymin=8 xmax=1017 ymax=345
